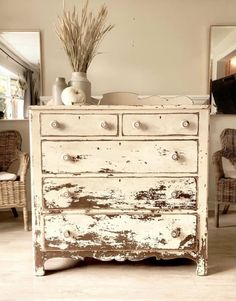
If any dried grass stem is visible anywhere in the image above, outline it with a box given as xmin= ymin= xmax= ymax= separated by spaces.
xmin=55 ymin=1 xmax=114 ymax=72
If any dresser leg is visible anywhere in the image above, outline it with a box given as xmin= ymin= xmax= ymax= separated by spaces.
xmin=34 ymin=247 xmax=45 ymax=276
xmin=35 ymin=266 xmax=45 ymax=276
xmin=23 ymin=207 xmax=29 ymax=231
xmin=215 ymin=203 xmax=220 ymax=228
xmin=196 ymin=257 xmax=208 ymax=276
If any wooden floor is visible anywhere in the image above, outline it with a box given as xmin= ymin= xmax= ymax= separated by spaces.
xmin=0 ymin=211 xmax=236 ymax=301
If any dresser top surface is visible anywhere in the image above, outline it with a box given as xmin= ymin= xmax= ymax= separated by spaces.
xmin=29 ymin=104 xmax=210 ymax=111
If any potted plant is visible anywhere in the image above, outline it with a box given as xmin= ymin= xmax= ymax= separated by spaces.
xmin=55 ymin=1 xmax=114 ymax=104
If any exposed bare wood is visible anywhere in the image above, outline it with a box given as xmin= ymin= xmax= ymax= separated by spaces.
xmin=44 ymin=214 xmax=197 ymax=251
xmin=29 ymin=104 xmax=209 ymax=276
xmin=43 ymin=177 xmax=197 ymax=210
xmin=42 ymin=140 xmax=198 ymax=174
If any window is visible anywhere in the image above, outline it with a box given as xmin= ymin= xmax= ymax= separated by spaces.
xmin=0 ymin=65 xmax=18 ymax=112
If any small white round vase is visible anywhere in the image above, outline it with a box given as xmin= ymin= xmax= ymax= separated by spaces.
xmin=61 ymin=86 xmax=86 ymax=105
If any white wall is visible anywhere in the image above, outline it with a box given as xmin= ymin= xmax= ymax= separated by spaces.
xmin=1 ymin=0 xmax=236 ymax=96
xmin=1 ymin=0 xmax=236 ymax=209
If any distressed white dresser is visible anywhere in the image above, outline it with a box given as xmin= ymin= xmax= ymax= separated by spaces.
xmin=29 ymin=104 xmax=209 ymax=276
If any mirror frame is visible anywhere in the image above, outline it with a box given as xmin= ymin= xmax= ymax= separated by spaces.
xmin=0 ymin=29 xmax=43 ymax=116
xmin=209 ymin=25 xmax=236 ymax=114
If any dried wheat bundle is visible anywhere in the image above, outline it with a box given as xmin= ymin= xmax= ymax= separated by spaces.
xmin=55 ymin=1 xmax=114 ymax=72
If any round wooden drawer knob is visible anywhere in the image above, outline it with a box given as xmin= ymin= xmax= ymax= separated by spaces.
xmin=62 ymin=154 xmax=71 ymax=161
xmin=63 ymin=191 xmax=71 ymax=198
xmin=100 ymin=121 xmax=109 ymax=129
xmin=133 ymin=121 xmax=142 ymax=129
xmin=64 ymin=230 xmax=71 ymax=238
xmin=171 ymin=152 xmax=179 ymax=161
xmin=171 ymin=191 xmax=178 ymax=198
xmin=50 ymin=120 xmax=60 ymax=129
xmin=181 ymin=120 xmax=190 ymax=128
xmin=171 ymin=228 xmax=181 ymax=238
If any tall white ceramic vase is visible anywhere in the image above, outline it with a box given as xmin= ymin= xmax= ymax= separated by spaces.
xmin=52 ymin=77 xmax=67 ymax=105
xmin=69 ymin=72 xmax=91 ymax=103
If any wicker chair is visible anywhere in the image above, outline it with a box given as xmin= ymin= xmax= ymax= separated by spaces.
xmin=212 ymin=128 xmax=236 ymax=227
xmin=0 ymin=130 xmax=29 ymax=230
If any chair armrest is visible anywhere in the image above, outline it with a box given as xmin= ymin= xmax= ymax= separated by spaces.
xmin=16 ymin=150 xmax=30 ymax=182
xmin=212 ymin=150 xmax=224 ymax=181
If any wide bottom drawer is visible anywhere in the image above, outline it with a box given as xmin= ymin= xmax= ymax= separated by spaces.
xmin=44 ymin=214 xmax=197 ymax=251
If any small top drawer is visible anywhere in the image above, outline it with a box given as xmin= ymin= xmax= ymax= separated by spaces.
xmin=122 ymin=114 xmax=198 ymax=136
xmin=40 ymin=114 xmax=118 ymax=136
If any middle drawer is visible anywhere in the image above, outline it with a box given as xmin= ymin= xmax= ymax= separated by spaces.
xmin=42 ymin=140 xmax=198 ymax=174
xmin=43 ymin=177 xmax=197 ymax=210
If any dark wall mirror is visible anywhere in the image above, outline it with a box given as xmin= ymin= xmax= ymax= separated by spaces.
xmin=210 ymin=25 xmax=236 ymax=114
xmin=0 ymin=31 xmax=41 ymax=119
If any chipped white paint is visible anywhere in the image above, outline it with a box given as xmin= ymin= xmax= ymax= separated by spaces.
xmin=44 ymin=214 xmax=197 ymax=251
xmin=42 ymin=140 xmax=198 ymax=174
xmin=92 ymin=249 xmax=198 ymax=263
xmin=29 ymin=102 xmax=209 ymax=276
xmin=34 ymin=266 xmax=45 ymax=276
xmin=43 ymin=177 xmax=197 ymax=210
xmin=123 ymin=113 xmax=198 ymax=136
xmin=196 ymin=257 xmax=207 ymax=276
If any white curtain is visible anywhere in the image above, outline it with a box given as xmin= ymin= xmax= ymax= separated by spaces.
xmin=23 ymin=70 xmax=33 ymax=118
xmin=0 ymin=42 xmax=25 ymax=77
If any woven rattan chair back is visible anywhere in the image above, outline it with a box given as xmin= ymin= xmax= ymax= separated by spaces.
xmin=220 ymin=128 xmax=236 ymax=156
xmin=0 ymin=131 xmax=22 ymax=171
xmin=213 ymin=128 xmax=236 ymax=227
xmin=0 ymin=130 xmax=29 ymax=230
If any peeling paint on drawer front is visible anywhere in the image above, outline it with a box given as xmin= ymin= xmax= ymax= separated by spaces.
xmin=43 ymin=177 xmax=197 ymax=210
xmin=44 ymin=214 xmax=197 ymax=251
xmin=30 ymin=105 xmax=209 ymax=276
xmin=42 ymin=140 xmax=198 ymax=174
